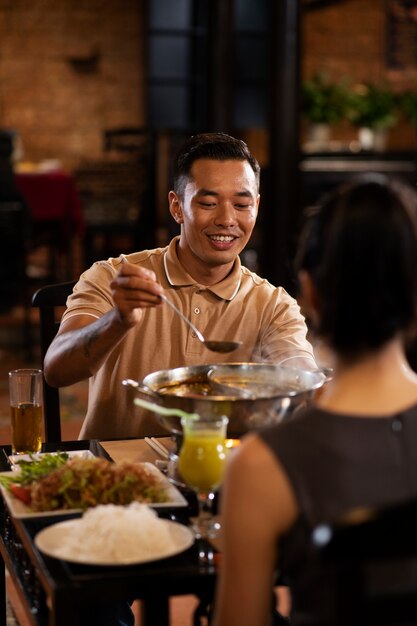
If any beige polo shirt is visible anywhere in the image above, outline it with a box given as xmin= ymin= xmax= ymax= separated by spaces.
xmin=62 ymin=237 xmax=315 ymax=439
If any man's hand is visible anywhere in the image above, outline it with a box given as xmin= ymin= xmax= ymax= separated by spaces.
xmin=44 ymin=260 xmax=165 ymax=387
xmin=110 ymin=260 xmax=164 ymax=327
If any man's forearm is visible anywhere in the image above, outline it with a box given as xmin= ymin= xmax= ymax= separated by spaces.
xmin=44 ymin=310 xmax=132 ymax=387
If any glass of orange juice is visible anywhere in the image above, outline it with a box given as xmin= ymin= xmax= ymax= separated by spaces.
xmin=178 ymin=415 xmax=228 ymax=539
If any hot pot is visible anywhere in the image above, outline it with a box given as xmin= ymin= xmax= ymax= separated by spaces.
xmin=124 ymin=363 xmax=326 ymax=437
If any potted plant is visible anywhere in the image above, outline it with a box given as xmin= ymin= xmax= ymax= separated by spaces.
xmin=349 ymin=83 xmax=397 ymax=150
xmin=301 ymin=72 xmax=352 ymax=147
xmin=399 ymin=88 xmax=417 ymax=126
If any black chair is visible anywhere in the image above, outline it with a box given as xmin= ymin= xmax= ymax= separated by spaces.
xmin=312 ymin=497 xmax=417 ymax=625
xmin=31 ymin=280 xmax=76 ymax=442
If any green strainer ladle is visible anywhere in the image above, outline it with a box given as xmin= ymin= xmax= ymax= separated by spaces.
xmin=133 ymin=396 xmax=199 ymax=421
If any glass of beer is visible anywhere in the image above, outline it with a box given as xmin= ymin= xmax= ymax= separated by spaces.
xmin=178 ymin=415 xmax=228 ymax=539
xmin=9 ymin=369 xmax=43 ymax=455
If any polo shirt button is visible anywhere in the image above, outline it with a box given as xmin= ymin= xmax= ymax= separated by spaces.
xmin=191 ymin=332 xmax=197 ymax=338
xmin=391 ymin=418 xmax=402 ymax=433
xmin=194 ymin=307 xmax=200 ymax=314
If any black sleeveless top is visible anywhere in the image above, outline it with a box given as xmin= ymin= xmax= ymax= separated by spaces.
xmin=258 ymin=404 xmax=417 ymax=625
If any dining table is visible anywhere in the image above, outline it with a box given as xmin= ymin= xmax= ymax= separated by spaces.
xmin=0 ymin=438 xmax=220 ymax=626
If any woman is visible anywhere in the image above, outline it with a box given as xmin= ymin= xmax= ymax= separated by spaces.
xmin=213 ymin=174 xmax=417 ymax=626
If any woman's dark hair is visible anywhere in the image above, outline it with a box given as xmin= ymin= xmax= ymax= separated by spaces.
xmin=172 ymin=132 xmax=260 ymax=198
xmin=296 ymin=174 xmax=417 ymax=358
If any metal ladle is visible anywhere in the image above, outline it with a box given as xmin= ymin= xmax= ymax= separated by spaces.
xmin=120 ymin=254 xmax=241 ymax=353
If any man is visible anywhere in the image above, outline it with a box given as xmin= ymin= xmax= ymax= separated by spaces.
xmin=44 ymin=132 xmax=316 ymax=439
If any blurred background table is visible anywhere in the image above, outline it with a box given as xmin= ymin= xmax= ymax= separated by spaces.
xmin=15 ymin=168 xmax=84 ymax=235
xmin=15 ymin=167 xmax=85 ymax=282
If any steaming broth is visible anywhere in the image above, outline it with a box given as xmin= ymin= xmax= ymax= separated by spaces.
xmin=158 ymin=380 xmax=215 ymax=398
xmin=157 ymin=375 xmax=304 ymax=400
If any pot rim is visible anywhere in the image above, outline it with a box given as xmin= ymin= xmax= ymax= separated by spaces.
xmin=138 ymin=362 xmax=326 ymax=402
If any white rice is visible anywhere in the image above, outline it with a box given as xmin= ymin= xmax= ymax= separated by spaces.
xmin=55 ymin=502 xmax=176 ymax=563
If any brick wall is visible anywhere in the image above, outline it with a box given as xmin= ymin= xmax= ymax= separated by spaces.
xmin=0 ymin=0 xmax=416 ymax=171
xmin=303 ymin=0 xmax=387 ymax=82
xmin=302 ymin=0 xmax=417 ymax=150
xmin=0 ymin=0 xmax=144 ymax=170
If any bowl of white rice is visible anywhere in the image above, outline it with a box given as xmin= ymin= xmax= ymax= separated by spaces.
xmin=35 ymin=502 xmax=195 ymax=565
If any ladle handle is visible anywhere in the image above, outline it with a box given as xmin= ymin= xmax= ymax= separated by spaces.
xmin=120 ymin=253 xmax=206 ymax=344
xmin=122 ymin=378 xmax=158 ymax=399
xmin=159 ymin=293 xmax=205 ymax=343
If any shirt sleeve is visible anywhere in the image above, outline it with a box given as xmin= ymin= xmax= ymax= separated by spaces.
xmin=61 ymin=260 xmax=118 ymax=323
xmin=257 ymin=287 xmax=316 ymax=365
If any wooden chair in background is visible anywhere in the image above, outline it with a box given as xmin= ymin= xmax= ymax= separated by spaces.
xmin=74 ymin=128 xmax=158 ymax=268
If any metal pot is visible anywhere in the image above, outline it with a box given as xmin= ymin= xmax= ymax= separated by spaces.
xmin=124 ymin=363 xmax=326 ymax=436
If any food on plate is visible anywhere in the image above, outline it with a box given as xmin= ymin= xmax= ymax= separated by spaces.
xmin=11 ymin=451 xmax=70 ymax=481
xmin=0 ymin=455 xmax=169 ymax=511
xmin=51 ymin=502 xmax=177 ymax=563
xmin=0 ymin=452 xmax=70 ymax=505
xmin=31 ymin=457 xmax=169 ymax=511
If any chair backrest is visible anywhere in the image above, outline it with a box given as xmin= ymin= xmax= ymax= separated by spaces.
xmin=312 ymin=497 xmax=417 ymax=625
xmin=32 ymin=280 xmax=77 ymax=442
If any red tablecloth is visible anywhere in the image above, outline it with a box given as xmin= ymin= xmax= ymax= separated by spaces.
xmin=15 ymin=170 xmax=85 ymax=235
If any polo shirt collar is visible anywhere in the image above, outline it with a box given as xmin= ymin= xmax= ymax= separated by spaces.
xmin=164 ymin=236 xmax=241 ymax=301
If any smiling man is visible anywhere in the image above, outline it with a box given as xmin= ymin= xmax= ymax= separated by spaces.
xmin=171 ymin=157 xmax=259 ymax=281
xmin=44 ymin=133 xmax=316 ymax=439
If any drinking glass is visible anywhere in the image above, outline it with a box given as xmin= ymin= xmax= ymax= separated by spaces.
xmin=9 ymin=369 xmax=43 ymax=455
xmin=178 ymin=415 xmax=228 ymax=539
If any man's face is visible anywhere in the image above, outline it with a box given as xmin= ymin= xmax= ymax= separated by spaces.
xmin=169 ymin=158 xmax=260 ymax=280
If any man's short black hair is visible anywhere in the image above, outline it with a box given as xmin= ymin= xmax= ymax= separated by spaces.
xmin=172 ymin=132 xmax=260 ymax=198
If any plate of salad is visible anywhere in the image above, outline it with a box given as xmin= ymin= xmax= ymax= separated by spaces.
xmin=7 ymin=449 xmax=94 ymax=467
xmin=0 ymin=452 xmax=187 ymax=518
